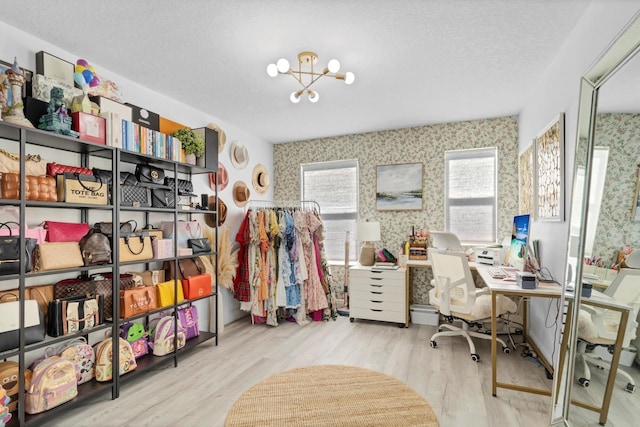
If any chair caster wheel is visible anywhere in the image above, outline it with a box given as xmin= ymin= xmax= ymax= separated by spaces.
xmin=430 ymin=340 xmax=437 ymax=348
xmin=578 ymin=378 xmax=589 ymax=387
xmin=502 ymin=346 xmax=511 ymax=354
xmin=471 ymin=354 xmax=480 ymax=362
xmin=625 ymin=383 xmax=636 ymax=394
xmin=349 ymin=318 xmax=354 ymax=323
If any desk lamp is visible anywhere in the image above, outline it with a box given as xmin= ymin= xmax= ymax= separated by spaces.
xmin=357 ymin=221 xmax=381 ymax=266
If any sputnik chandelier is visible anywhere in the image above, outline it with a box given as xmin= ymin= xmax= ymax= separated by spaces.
xmin=266 ymin=51 xmax=355 ymax=103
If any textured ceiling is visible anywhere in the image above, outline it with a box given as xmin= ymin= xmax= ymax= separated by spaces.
xmin=1 ymin=0 xmax=592 ymax=143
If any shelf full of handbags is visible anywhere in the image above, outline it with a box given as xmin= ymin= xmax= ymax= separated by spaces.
xmin=0 ymin=302 xmax=213 ymax=426
xmin=0 ymin=269 xmax=215 ymax=356
xmin=0 ymin=121 xmax=219 ymax=426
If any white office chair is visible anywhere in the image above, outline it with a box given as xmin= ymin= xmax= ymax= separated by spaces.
xmin=429 ymin=231 xmax=463 ymax=252
xmin=576 ymin=269 xmax=640 ymax=393
xmin=428 ymin=249 xmax=517 ymax=362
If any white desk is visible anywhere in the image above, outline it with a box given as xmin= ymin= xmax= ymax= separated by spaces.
xmin=476 ymin=265 xmax=630 ymax=426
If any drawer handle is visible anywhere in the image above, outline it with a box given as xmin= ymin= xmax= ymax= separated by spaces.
xmin=370 ymin=277 xmax=383 ymax=281
xmin=370 ymin=300 xmax=383 ymax=303
xmin=370 ymin=284 xmax=383 ymax=287
xmin=371 ymin=291 xmax=383 ymax=295
xmin=371 ymin=270 xmax=383 ymax=274
xmin=370 ymin=309 xmax=383 ymax=312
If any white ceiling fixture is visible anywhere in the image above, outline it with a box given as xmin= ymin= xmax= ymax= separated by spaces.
xmin=267 ymin=51 xmax=354 ymax=103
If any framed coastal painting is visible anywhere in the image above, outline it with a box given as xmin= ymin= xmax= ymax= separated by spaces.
xmin=535 ymin=114 xmax=564 ymax=221
xmin=519 ymin=143 xmax=535 ymax=215
xmin=376 ymin=162 xmax=423 ymax=211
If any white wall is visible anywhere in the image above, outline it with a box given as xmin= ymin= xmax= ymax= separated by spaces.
xmin=518 ymin=0 xmax=640 ymax=365
xmin=0 ymin=22 xmax=275 ymax=326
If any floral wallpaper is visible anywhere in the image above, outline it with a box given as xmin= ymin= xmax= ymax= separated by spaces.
xmin=273 ymin=117 xmax=520 ymax=305
xmin=591 ymin=113 xmax=640 ymax=264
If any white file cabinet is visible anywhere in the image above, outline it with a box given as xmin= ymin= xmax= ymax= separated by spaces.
xmin=349 ymin=266 xmax=408 ymax=327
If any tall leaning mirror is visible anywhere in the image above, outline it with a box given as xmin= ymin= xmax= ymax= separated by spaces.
xmin=551 ymin=12 xmax=640 ymax=427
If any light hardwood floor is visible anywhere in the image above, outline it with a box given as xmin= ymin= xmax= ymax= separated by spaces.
xmin=44 ymin=315 xmax=565 ymax=427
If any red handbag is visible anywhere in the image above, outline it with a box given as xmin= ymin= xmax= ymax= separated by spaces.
xmin=44 ymin=221 xmax=90 ymax=242
xmin=182 ymin=274 xmax=212 ymax=300
xmin=46 ymin=162 xmax=93 ymax=177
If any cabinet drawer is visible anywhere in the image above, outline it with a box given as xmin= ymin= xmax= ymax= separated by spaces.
xmin=350 ymin=279 xmax=405 ymax=292
xmin=349 ymin=297 xmax=405 ymax=312
xmin=349 ymin=288 xmax=405 ymax=303
xmin=350 ymin=268 xmax=404 ymax=282
xmin=350 ymin=306 xmax=405 ymax=323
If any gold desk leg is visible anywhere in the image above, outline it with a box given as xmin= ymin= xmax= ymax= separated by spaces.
xmin=599 ymin=309 xmax=629 ymax=425
xmin=555 ymin=300 xmax=573 ymax=403
xmin=492 ymin=291 xmax=498 ymax=397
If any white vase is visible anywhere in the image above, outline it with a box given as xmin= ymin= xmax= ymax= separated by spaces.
xmin=185 ymin=153 xmax=196 ymax=165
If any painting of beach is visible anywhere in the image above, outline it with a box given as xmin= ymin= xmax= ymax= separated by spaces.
xmin=376 ymin=163 xmax=423 ymax=211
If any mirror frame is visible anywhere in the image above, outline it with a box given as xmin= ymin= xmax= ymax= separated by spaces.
xmin=550 ymin=12 xmax=640 ymax=426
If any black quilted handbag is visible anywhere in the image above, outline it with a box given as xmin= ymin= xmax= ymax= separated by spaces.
xmin=164 ymin=177 xmax=196 ymax=196
xmin=151 ymin=188 xmax=176 ymax=208
xmin=121 ymin=185 xmax=151 ymax=207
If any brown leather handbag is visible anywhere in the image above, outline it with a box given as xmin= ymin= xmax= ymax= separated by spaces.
xmin=164 ymin=257 xmax=205 ymax=281
xmin=1 ymin=173 xmax=56 ymax=201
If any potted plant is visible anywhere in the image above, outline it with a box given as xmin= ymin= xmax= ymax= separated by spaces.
xmin=172 ymin=127 xmax=205 ymax=165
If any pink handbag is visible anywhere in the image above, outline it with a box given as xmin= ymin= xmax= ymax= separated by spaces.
xmin=44 ymin=221 xmax=90 ymax=242
xmin=0 ymin=221 xmax=46 ymax=244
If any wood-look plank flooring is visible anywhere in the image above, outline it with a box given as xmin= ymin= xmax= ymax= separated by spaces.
xmin=43 ymin=316 xmax=636 ymax=427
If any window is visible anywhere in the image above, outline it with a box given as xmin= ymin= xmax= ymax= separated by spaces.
xmin=444 ymin=148 xmax=497 ymax=244
xmin=301 ymin=160 xmax=358 ymax=261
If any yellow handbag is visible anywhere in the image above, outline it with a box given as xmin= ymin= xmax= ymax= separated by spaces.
xmin=156 ymin=279 xmax=184 ymax=307
xmin=119 ymin=234 xmax=153 ymax=263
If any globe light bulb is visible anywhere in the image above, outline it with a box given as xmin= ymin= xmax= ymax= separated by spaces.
xmin=266 ymin=63 xmax=278 ymax=77
xmin=344 ymin=72 xmax=355 ymax=85
xmin=276 ymin=58 xmax=290 ymax=73
xmin=290 ymin=91 xmax=301 ymax=103
xmin=327 ymin=59 xmax=340 ymax=73
xmin=308 ymin=91 xmax=320 ymax=103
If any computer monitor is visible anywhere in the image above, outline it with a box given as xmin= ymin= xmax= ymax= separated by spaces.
xmin=508 ymin=214 xmax=531 ymax=271
xmin=429 ymin=231 xmax=463 ymax=252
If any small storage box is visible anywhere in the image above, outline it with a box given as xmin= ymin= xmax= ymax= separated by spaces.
xmin=71 ymin=111 xmax=106 ymax=144
xmin=410 ymin=304 xmax=439 ymax=326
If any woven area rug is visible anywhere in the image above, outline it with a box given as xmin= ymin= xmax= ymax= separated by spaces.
xmin=225 ymin=364 xmax=439 ymax=426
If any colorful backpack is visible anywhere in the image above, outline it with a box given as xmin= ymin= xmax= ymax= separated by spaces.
xmin=93 ymin=337 xmax=137 ymax=382
xmin=57 ymin=337 xmax=95 ymax=384
xmin=119 ymin=322 xmax=149 ymax=359
xmin=0 ymin=361 xmax=31 ymax=412
xmin=25 ymin=356 xmax=77 ymax=414
xmin=1 ymin=386 xmax=11 ymax=426
xmin=148 ymin=315 xmax=186 ymax=356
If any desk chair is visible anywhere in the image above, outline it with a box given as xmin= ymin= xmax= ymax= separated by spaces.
xmin=576 ymin=269 xmax=640 ymax=393
xmin=429 ymin=231 xmax=463 ymax=252
xmin=428 ymin=249 xmax=517 ymax=362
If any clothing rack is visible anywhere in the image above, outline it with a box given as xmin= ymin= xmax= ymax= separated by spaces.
xmin=245 ymin=200 xmax=321 ymax=214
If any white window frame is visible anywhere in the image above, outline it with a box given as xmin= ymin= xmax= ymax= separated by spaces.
xmin=444 ymin=147 xmax=498 ymax=245
xmin=300 ymin=159 xmax=359 ymax=262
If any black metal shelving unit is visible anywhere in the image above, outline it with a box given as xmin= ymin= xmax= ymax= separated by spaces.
xmin=0 ymin=121 xmax=218 ymax=427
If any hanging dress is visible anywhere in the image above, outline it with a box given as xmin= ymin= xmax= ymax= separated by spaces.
xmin=301 ymin=210 xmax=328 ymax=313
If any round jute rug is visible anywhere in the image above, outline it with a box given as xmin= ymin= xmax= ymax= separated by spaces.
xmin=225 ymin=364 xmax=439 ymax=427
